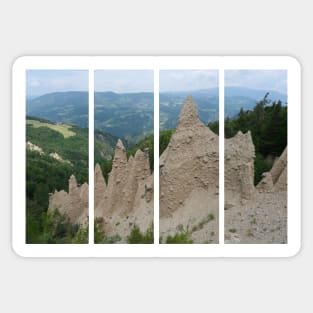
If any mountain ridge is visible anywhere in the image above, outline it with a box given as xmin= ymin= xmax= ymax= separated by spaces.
xmin=27 ymin=88 xmax=287 ymax=140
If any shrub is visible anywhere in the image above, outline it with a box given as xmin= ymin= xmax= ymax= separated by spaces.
xmin=254 ymin=153 xmax=272 ymax=185
xmin=127 ymin=224 xmax=154 ymax=244
xmin=166 ymin=231 xmax=193 ymax=244
xmin=94 ymin=217 xmax=121 ymax=244
xmin=72 ymin=222 xmax=88 ymax=244
xmin=40 ymin=209 xmax=86 ymax=244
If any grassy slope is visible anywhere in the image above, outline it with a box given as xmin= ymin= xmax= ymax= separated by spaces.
xmin=27 ymin=119 xmax=76 ymax=138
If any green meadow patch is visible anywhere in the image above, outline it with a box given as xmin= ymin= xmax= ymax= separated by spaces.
xmin=27 ymin=120 xmax=76 ymax=138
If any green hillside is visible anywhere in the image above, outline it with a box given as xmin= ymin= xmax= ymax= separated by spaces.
xmin=27 ymin=119 xmax=76 ymax=138
xmin=26 ymin=116 xmax=116 ymax=243
xmin=27 ymin=91 xmax=89 ymax=127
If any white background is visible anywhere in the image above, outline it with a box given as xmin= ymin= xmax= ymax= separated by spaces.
xmin=0 ymin=1 xmax=311 ymax=312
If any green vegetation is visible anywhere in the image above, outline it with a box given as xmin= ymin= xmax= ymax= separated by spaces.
xmin=26 ymin=116 xmax=118 ymax=243
xmin=71 ymin=222 xmax=89 ymax=244
xmin=229 ymin=228 xmax=237 ymax=233
xmin=97 ymin=160 xmax=113 ymax=184
xmin=27 ymin=122 xmax=89 ymax=181
xmin=26 ymin=118 xmax=89 ymax=243
xmin=94 ymin=218 xmax=122 ymax=244
xmin=225 ymin=94 xmax=287 ymax=184
xmin=207 ymin=120 xmax=219 ymax=135
xmin=26 ymin=151 xmax=83 ymax=243
xmin=161 ymin=214 xmax=216 ymax=244
xmin=27 ymin=209 xmax=88 ymax=244
xmin=94 ymin=130 xmax=118 ymax=171
xmin=191 ymin=214 xmax=215 ymax=232
xmin=159 ymin=129 xmax=175 ymax=156
xmin=26 ymin=118 xmax=93 ymax=243
xmin=127 ymin=224 xmax=154 ymax=244
xmin=94 ymin=130 xmax=116 ymax=184
xmin=166 ymin=231 xmax=193 ymax=244
xmin=27 ymin=119 xmax=76 ymax=138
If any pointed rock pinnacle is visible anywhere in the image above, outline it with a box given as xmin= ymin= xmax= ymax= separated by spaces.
xmin=177 ymin=96 xmax=199 ymax=128
xmin=95 ymin=163 xmax=106 ymax=187
xmin=69 ymin=174 xmax=77 ymax=186
xmin=116 ymin=139 xmax=126 ymax=151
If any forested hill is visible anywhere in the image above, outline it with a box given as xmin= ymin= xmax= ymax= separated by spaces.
xmin=27 ymin=92 xmax=89 ymax=127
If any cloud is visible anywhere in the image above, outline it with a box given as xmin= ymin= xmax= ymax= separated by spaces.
xmin=225 ymin=70 xmax=287 ymax=94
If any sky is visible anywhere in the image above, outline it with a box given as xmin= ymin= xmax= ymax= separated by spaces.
xmin=26 ymin=70 xmax=88 ymax=96
xmin=26 ymin=69 xmax=287 ymax=96
xmin=160 ymin=70 xmax=219 ymax=92
xmin=95 ymin=70 xmax=153 ymax=93
xmin=225 ymin=70 xmax=287 ymax=94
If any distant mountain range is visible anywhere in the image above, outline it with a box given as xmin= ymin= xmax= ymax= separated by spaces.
xmin=27 ymin=87 xmax=287 ymax=142
xmin=27 ymin=91 xmax=89 ymax=128
xmin=94 ymin=92 xmax=153 ymax=145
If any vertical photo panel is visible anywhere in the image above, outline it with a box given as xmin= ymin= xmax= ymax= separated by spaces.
xmin=26 ymin=70 xmax=89 ymax=243
xmin=224 ymin=70 xmax=288 ymax=244
xmin=159 ymin=70 xmax=219 ymax=244
xmin=93 ymin=70 xmax=154 ymax=244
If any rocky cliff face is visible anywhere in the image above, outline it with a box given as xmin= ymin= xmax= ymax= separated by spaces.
xmin=95 ymin=139 xmax=153 ymax=241
xmin=160 ymin=96 xmax=219 ymax=217
xmin=159 ymin=96 xmax=219 ymax=243
xmin=225 ymin=130 xmax=256 ymax=206
xmin=48 ymin=175 xmax=88 ymax=225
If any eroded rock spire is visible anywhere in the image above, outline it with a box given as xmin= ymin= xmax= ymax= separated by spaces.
xmin=94 ymin=163 xmax=106 ymax=208
xmin=177 ymin=96 xmax=200 ymax=129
